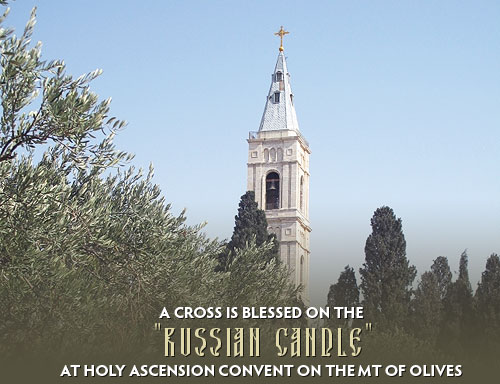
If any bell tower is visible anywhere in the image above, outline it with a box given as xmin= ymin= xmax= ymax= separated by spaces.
xmin=247 ymin=27 xmax=311 ymax=300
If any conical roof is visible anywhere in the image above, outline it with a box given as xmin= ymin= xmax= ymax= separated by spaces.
xmin=258 ymin=51 xmax=300 ymax=132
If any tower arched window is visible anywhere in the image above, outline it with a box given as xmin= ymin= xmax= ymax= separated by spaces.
xmin=299 ymin=255 xmax=304 ymax=284
xmin=276 ymin=71 xmax=283 ymax=82
xmin=274 ymin=92 xmax=280 ymax=103
xmin=300 ymin=176 xmax=304 ymax=212
xmin=265 ymin=172 xmax=280 ymax=210
xmin=270 ymin=148 xmax=276 ymax=162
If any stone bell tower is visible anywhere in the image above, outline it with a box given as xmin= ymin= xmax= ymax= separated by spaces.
xmin=247 ymin=27 xmax=311 ymax=300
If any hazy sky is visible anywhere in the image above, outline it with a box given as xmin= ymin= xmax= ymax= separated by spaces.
xmin=7 ymin=1 xmax=500 ymax=305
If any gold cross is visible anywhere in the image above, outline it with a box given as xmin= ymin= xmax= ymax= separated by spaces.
xmin=274 ymin=26 xmax=289 ymax=52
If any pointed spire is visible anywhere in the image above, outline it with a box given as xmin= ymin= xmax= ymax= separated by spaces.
xmin=258 ymin=51 xmax=300 ymax=132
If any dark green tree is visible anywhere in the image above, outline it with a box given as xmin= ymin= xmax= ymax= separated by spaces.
xmin=458 ymin=250 xmax=473 ymax=292
xmin=410 ymin=257 xmax=451 ymax=345
xmin=359 ymin=206 xmax=416 ymax=329
xmin=430 ymin=256 xmax=453 ymax=300
xmin=475 ymin=253 xmax=500 ymax=352
xmin=410 ymin=271 xmax=442 ymax=343
xmin=327 ymin=265 xmax=360 ymax=327
xmin=218 ymin=191 xmax=278 ymax=270
xmin=230 ymin=191 xmax=269 ymax=248
xmin=440 ymin=251 xmax=474 ymax=355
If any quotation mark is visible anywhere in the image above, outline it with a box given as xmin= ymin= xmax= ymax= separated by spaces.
xmin=365 ymin=322 xmax=372 ymax=331
xmin=154 ymin=322 xmax=162 ymax=331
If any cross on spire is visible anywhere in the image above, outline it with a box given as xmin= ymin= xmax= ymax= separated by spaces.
xmin=274 ymin=26 xmax=289 ymax=52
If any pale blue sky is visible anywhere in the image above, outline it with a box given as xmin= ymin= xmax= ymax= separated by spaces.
xmin=7 ymin=1 xmax=500 ymax=304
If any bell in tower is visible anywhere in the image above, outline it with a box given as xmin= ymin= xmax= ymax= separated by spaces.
xmin=266 ymin=172 xmax=280 ymax=210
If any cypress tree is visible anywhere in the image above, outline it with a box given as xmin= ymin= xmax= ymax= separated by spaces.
xmin=359 ymin=206 xmax=416 ymax=329
xmin=409 ymin=256 xmax=451 ymax=345
xmin=430 ymin=256 xmax=453 ymax=300
xmin=229 ymin=191 xmax=269 ymax=249
xmin=458 ymin=250 xmax=473 ymax=292
xmin=218 ymin=191 xmax=278 ymax=270
xmin=440 ymin=251 xmax=474 ymax=354
xmin=475 ymin=253 xmax=500 ymax=352
xmin=411 ymin=271 xmax=442 ymax=343
xmin=327 ymin=265 xmax=360 ymax=327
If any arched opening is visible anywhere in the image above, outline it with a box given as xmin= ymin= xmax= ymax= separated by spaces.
xmin=270 ymin=148 xmax=276 ymax=162
xmin=265 ymin=172 xmax=280 ymax=210
xmin=299 ymin=255 xmax=304 ymax=284
xmin=300 ymin=176 xmax=304 ymax=212
xmin=276 ymin=71 xmax=283 ymax=82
